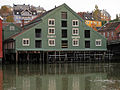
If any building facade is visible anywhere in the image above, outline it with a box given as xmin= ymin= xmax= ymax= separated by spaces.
xmin=0 ymin=16 xmax=3 ymax=61
xmin=13 ymin=4 xmax=38 ymax=23
xmin=4 ymin=4 xmax=107 ymax=63
xmin=78 ymin=12 xmax=102 ymax=31
xmin=98 ymin=22 xmax=120 ymax=41
xmin=100 ymin=9 xmax=111 ymax=22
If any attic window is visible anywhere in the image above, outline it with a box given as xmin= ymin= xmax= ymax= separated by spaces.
xmin=61 ymin=12 xmax=67 ymax=19
xmin=17 ymin=12 xmax=19 ymax=15
xmin=10 ymin=26 xmax=15 ymax=30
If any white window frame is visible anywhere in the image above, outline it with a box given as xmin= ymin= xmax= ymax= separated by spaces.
xmin=48 ymin=39 xmax=55 ymax=46
xmin=48 ymin=28 xmax=55 ymax=34
xmin=72 ymin=28 xmax=79 ymax=35
xmin=96 ymin=39 xmax=102 ymax=46
xmin=10 ymin=26 xmax=15 ymax=30
xmin=22 ymin=38 xmax=30 ymax=46
xmin=72 ymin=39 xmax=79 ymax=46
xmin=72 ymin=20 xmax=79 ymax=27
xmin=48 ymin=19 xmax=55 ymax=26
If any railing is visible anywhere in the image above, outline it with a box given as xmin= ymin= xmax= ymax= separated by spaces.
xmin=107 ymin=36 xmax=120 ymax=41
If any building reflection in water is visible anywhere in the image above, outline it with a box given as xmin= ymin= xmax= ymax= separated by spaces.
xmin=0 ymin=66 xmax=3 ymax=90
xmin=2 ymin=63 xmax=120 ymax=90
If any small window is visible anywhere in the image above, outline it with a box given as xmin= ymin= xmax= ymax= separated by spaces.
xmin=85 ymin=30 xmax=90 ymax=38
xmin=103 ymin=32 xmax=105 ymax=37
xmin=72 ymin=28 xmax=79 ymax=35
xmin=22 ymin=38 xmax=30 ymax=46
xmin=61 ymin=21 xmax=67 ymax=27
xmin=72 ymin=39 xmax=79 ymax=46
xmin=85 ymin=41 xmax=90 ymax=48
xmin=17 ymin=12 xmax=19 ymax=15
xmin=48 ymin=19 xmax=55 ymax=26
xmin=107 ymin=32 xmax=109 ymax=37
xmin=35 ymin=29 xmax=41 ymax=38
xmin=48 ymin=39 xmax=55 ymax=46
xmin=10 ymin=26 xmax=15 ymax=30
xmin=61 ymin=12 xmax=67 ymax=19
xmin=72 ymin=20 xmax=79 ymax=27
xmin=96 ymin=39 xmax=102 ymax=46
xmin=62 ymin=29 xmax=67 ymax=38
xmin=48 ymin=28 xmax=55 ymax=34
xmin=61 ymin=40 xmax=68 ymax=48
xmin=35 ymin=40 xmax=42 ymax=48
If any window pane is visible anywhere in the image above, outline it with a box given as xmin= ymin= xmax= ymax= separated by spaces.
xmin=85 ymin=41 xmax=90 ymax=48
xmin=35 ymin=29 xmax=41 ymax=38
xmin=61 ymin=40 xmax=68 ymax=48
xmin=85 ymin=30 xmax=90 ymax=38
xmin=61 ymin=12 xmax=67 ymax=19
xmin=35 ymin=40 xmax=42 ymax=48
xmin=61 ymin=21 xmax=67 ymax=27
xmin=62 ymin=29 xmax=67 ymax=38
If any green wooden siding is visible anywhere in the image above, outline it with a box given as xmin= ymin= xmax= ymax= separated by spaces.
xmin=12 ymin=4 xmax=106 ymax=51
xmin=3 ymin=23 xmax=21 ymax=40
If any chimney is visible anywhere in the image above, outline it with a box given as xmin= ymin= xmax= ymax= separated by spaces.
xmin=21 ymin=19 xmax=25 ymax=30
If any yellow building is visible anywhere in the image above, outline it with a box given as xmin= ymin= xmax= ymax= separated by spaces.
xmin=78 ymin=12 xmax=102 ymax=31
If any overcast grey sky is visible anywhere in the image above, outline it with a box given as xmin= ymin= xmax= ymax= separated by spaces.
xmin=0 ymin=0 xmax=120 ymax=19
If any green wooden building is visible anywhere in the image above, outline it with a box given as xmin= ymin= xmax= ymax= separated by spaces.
xmin=3 ymin=4 xmax=107 ymax=63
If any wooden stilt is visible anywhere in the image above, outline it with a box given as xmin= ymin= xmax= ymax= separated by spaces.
xmin=16 ymin=51 xmax=18 ymax=64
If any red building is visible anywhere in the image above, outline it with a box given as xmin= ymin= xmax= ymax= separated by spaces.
xmin=0 ymin=16 xmax=3 ymax=60
xmin=98 ymin=22 xmax=120 ymax=41
xmin=0 ymin=70 xmax=3 ymax=90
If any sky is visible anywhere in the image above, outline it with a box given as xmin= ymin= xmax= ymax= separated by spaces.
xmin=0 ymin=0 xmax=120 ymax=19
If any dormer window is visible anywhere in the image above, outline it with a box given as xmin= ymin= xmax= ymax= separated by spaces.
xmin=85 ymin=17 xmax=88 ymax=19
xmin=16 ymin=12 xmax=19 ymax=15
xmin=10 ymin=26 xmax=15 ymax=30
xmin=33 ymin=12 xmax=36 ymax=15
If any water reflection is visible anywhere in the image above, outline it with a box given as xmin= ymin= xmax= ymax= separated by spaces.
xmin=1 ymin=63 xmax=120 ymax=90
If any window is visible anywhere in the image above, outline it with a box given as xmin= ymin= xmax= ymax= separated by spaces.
xmin=103 ymin=32 xmax=105 ymax=37
xmin=35 ymin=29 xmax=41 ymax=38
xmin=62 ymin=29 xmax=67 ymax=38
xmin=35 ymin=40 xmax=42 ymax=48
xmin=111 ymin=32 xmax=114 ymax=37
xmin=96 ymin=39 xmax=102 ymax=46
xmin=72 ymin=39 xmax=79 ymax=46
xmin=61 ymin=12 xmax=67 ymax=19
xmin=61 ymin=40 xmax=68 ymax=48
xmin=107 ymin=32 xmax=109 ymax=37
xmin=48 ymin=39 xmax=55 ymax=46
xmin=72 ymin=28 xmax=79 ymax=35
xmin=61 ymin=21 xmax=67 ymax=27
xmin=72 ymin=20 xmax=79 ymax=26
xmin=48 ymin=19 xmax=55 ymax=26
xmin=17 ymin=12 xmax=19 ymax=14
xmin=22 ymin=38 xmax=30 ymax=46
xmin=85 ymin=30 xmax=90 ymax=38
xmin=10 ymin=26 xmax=15 ymax=30
xmin=48 ymin=28 xmax=55 ymax=34
xmin=85 ymin=41 xmax=90 ymax=48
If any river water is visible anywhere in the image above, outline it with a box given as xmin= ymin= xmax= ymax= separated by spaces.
xmin=0 ymin=63 xmax=120 ymax=90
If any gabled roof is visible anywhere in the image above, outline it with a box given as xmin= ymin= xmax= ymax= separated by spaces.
xmin=2 ymin=22 xmax=21 ymax=29
xmin=78 ymin=12 xmax=95 ymax=21
xmin=98 ymin=21 xmax=120 ymax=31
xmin=7 ymin=3 xmax=84 ymax=40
